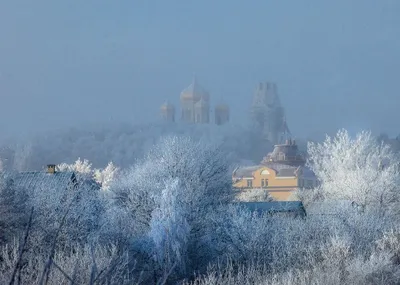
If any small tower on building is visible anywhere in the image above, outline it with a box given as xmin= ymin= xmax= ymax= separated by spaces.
xmin=215 ymin=103 xmax=230 ymax=125
xmin=261 ymin=138 xmax=305 ymax=167
xmin=160 ymin=101 xmax=175 ymax=122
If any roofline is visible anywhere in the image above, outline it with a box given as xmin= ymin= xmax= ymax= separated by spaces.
xmin=275 ymin=176 xmax=297 ymax=179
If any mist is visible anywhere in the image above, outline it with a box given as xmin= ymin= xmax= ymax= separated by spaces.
xmin=3 ymin=2 xmax=400 ymax=283
xmin=1 ymin=0 xmax=399 ymax=140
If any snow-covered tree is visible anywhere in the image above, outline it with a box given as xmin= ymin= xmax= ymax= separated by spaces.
xmin=94 ymin=161 xmax=119 ymax=191
xmin=58 ymin=158 xmax=119 ymax=191
xmin=19 ymin=172 xmax=105 ymax=250
xmin=0 ymin=122 xmax=261 ymax=171
xmin=149 ymin=178 xmax=191 ymax=278
xmin=307 ymin=129 xmax=400 ymax=212
xmin=109 ymin=135 xmax=233 ymax=228
xmin=0 ymin=173 xmax=30 ymax=245
xmin=108 ymin=135 xmax=233 ymax=276
xmin=58 ymin=158 xmax=93 ymax=178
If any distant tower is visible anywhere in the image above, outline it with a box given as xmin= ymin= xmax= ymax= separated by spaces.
xmin=180 ymin=76 xmax=210 ymax=123
xmin=160 ymin=101 xmax=175 ymax=122
xmin=251 ymin=82 xmax=288 ymax=144
xmin=279 ymin=116 xmax=291 ymax=144
xmin=215 ymin=103 xmax=230 ymax=125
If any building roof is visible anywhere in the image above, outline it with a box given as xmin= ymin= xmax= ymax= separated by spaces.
xmin=7 ymin=171 xmax=77 ymax=191
xmin=233 ymin=164 xmax=316 ymax=179
xmin=262 ymin=139 xmax=306 ymax=166
xmin=233 ymin=164 xmax=299 ymax=178
xmin=238 ymin=201 xmax=306 ymax=216
xmin=180 ymin=77 xmax=210 ymax=102
xmin=233 ymin=165 xmax=263 ymax=178
xmin=276 ymin=168 xmax=297 ymax=177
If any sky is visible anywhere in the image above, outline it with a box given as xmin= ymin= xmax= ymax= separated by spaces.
xmin=0 ymin=0 xmax=399 ymax=139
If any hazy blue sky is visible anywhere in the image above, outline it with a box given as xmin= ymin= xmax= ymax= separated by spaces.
xmin=1 ymin=0 xmax=399 ymax=139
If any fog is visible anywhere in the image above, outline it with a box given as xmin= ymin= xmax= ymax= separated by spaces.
xmin=1 ymin=0 xmax=399 ymax=139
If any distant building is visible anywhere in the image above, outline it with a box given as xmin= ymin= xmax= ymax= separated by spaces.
xmin=233 ymin=140 xmax=318 ymax=201
xmin=160 ymin=101 xmax=175 ymax=122
xmin=215 ymin=103 xmax=230 ymax=125
xmin=179 ymin=77 xmax=210 ymax=123
xmin=251 ymin=82 xmax=290 ymax=145
xmin=160 ymin=76 xmax=229 ymax=125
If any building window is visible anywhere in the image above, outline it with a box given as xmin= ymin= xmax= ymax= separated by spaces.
xmin=261 ymin=179 xmax=268 ymax=188
xmin=247 ymin=179 xmax=253 ymax=188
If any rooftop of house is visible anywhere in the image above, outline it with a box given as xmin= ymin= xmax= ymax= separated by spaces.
xmin=233 ymin=165 xmax=263 ymax=178
xmin=7 ymin=170 xmax=77 ymax=191
xmin=233 ymin=163 xmax=315 ymax=179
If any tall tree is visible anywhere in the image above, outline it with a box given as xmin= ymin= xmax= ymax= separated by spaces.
xmin=307 ymin=129 xmax=400 ymax=213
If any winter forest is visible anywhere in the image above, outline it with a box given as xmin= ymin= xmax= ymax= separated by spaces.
xmin=2 ymin=122 xmax=400 ymax=285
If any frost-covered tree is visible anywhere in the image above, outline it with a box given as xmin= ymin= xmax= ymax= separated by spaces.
xmin=109 ymin=135 xmax=232 ymax=229
xmin=108 ymin=135 xmax=233 ymax=275
xmin=149 ymin=178 xmax=191 ymax=278
xmin=0 ymin=173 xmax=29 ymax=245
xmin=307 ymin=129 xmax=400 ymax=212
xmin=58 ymin=158 xmax=93 ymax=178
xmin=58 ymin=158 xmax=119 ymax=191
xmin=94 ymin=161 xmax=119 ymax=191
xmin=235 ymin=188 xmax=274 ymax=202
xmin=0 ymin=122 xmax=261 ymax=171
xmin=23 ymin=174 xmax=105 ymax=250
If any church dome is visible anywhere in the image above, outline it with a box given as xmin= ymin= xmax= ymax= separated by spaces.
xmin=180 ymin=77 xmax=210 ymax=102
xmin=160 ymin=101 xmax=175 ymax=111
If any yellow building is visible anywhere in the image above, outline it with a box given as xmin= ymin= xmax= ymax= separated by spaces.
xmin=233 ymin=139 xmax=318 ymax=201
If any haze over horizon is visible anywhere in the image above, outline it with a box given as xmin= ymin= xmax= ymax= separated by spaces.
xmin=1 ymin=0 xmax=399 ymax=139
